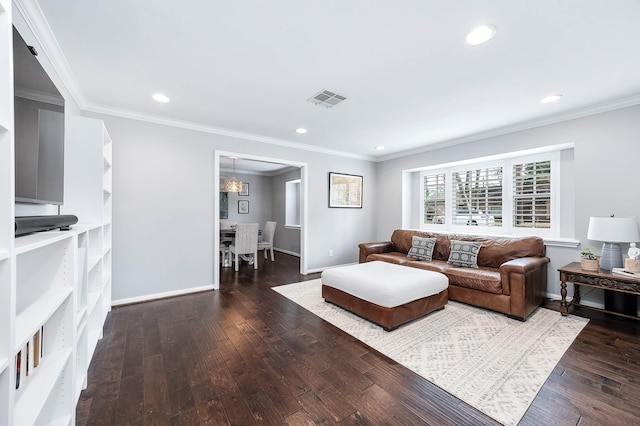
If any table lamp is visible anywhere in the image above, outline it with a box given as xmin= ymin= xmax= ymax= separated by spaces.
xmin=587 ymin=216 xmax=640 ymax=270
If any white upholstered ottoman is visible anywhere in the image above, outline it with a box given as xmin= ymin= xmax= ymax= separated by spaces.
xmin=321 ymin=261 xmax=449 ymax=331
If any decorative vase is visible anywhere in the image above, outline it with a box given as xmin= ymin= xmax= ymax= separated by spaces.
xmin=581 ymin=258 xmax=599 ymax=272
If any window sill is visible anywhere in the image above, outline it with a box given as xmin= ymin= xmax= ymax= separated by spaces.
xmin=542 ymin=237 xmax=580 ymax=248
xmin=285 ymin=225 xmax=301 ymax=230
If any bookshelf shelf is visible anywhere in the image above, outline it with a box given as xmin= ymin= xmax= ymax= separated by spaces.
xmin=88 ymin=254 xmax=102 ymax=271
xmin=87 ymin=291 xmax=101 ymax=314
xmin=14 ymin=288 xmax=72 ymax=351
xmin=14 ymin=230 xmax=74 ymax=254
xmin=14 ymin=348 xmax=72 ymax=425
xmin=75 ymin=306 xmax=87 ymax=329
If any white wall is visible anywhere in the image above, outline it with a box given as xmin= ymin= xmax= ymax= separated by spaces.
xmin=222 ymin=172 xmax=272 ymax=226
xmin=87 ymin=113 xmax=376 ymax=302
xmin=376 ymin=104 xmax=640 ymax=306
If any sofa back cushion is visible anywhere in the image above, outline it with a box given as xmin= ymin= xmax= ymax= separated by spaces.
xmin=390 ymin=229 xmax=545 ymax=268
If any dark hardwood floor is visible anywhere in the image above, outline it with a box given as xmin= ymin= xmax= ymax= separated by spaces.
xmin=77 ymin=254 xmax=640 ymax=425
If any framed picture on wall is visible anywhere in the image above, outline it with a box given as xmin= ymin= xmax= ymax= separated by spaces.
xmin=239 ymin=183 xmax=249 ymax=196
xmin=238 ymin=200 xmax=249 ymax=214
xmin=329 ymin=172 xmax=363 ymax=208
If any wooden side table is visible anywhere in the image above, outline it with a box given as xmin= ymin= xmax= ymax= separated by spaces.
xmin=559 ymin=262 xmax=640 ymax=320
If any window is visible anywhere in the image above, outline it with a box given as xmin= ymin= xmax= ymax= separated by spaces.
xmin=419 ymin=151 xmax=560 ymax=236
xmin=423 ymin=173 xmax=446 ymax=224
xmin=452 ymin=166 xmax=502 ymax=227
xmin=513 ymin=160 xmax=551 ymax=229
xmin=285 ymin=179 xmax=301 ymax=227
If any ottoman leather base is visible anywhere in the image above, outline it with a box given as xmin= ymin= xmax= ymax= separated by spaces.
xmin=322 ymin=285 xmax=447 ymax=331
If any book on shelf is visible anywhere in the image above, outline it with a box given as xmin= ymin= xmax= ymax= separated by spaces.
xmin=33 ymin=329 xmax=40 ymax=368
xmin=15 ymin=350 xmax=20 ymax=389
xmin=41 ymin=324 xmax=45 ymax=360
xmin=611 ymin=268 xmax=640 ymax=278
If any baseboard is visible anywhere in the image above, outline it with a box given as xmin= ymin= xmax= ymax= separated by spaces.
xmin=111 ymin=284 xmax=215 ymax=306
xmin=274 ymin=248 xmax=300 ymax=257
xmin=307 ymin=262 xmax=359 ymax=274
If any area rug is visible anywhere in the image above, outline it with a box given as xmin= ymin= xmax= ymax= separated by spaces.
xmin=273 ymin=279 xmax=589 ymax=426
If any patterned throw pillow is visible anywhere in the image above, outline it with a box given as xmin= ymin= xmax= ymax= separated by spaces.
xmin=447 ymin=240 xmax=482 ymax=268
xmin=407 ymin=236 xmax=437 ymax=261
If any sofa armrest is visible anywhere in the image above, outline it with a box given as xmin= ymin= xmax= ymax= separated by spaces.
xmin=500 ymin=256 xmax=550 ymax=319
xmin=500 ymin=257 xmax=550 ymax=275
xmin=358 ymin=241 xmax=393 ymax=263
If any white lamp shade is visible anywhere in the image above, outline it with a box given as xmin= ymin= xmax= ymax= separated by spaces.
xmin=222 ymin=177 xmax=243 ymax=192
xmin=587 ymin=216 xmax=640 ymax=243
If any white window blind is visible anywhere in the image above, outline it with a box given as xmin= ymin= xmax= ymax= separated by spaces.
xmin=423 ymin=173 xmax=446 ymax=224
xmin=513 ymin=160 xmax=551 ymax=229
xmin=452 ymin=167 xmax=502 ymax=227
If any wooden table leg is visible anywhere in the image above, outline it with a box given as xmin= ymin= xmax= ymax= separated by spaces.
xmin=560 ymin=280 xmax=568 ymax=316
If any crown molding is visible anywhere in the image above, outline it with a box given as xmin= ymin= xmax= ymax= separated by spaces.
xmin=83 ymin=101 xmax=375 ymax=161
xmin=376 ymin=94 xmax=640 ymax=162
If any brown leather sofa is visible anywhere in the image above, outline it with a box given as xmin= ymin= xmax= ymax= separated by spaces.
xmin=359 ymin=229 xmax=550 ymax=320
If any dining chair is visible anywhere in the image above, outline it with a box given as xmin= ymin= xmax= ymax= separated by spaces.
xmin=257 ymin=221 xmax=276 ymax=261
xmin=229 ymin=223 xmax=259 ymax=271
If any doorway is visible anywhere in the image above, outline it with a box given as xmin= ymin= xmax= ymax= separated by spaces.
xmin=213 ymin=150 xmax=308 ymax=289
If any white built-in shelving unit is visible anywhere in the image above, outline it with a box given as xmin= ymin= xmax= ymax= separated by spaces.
xmin=0 ymin=2 xmax=113 ymax=420
xmin=0 ymin=0 xmax=15 ymax=423
xmin=62 ymin=116 xmax=113 ymax=364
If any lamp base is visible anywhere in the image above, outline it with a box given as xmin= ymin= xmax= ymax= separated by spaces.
xmin=600 ymin=242 xmax=623 ymax=271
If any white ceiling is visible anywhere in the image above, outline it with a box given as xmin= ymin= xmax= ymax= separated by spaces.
xmin=29 ymin=0 xmax=640 ymax=160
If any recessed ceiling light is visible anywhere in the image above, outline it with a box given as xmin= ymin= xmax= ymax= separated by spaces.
xmin=540 ymin=94 xmax=563 ymax=103
xmin=295 ymin=128 xmax=307 ymax=134
xmin=465 ymin=25 xmax=496 ymax=45
xmin=375 ymin=146 xmax=385 ymax=150
xmin=152 ymin=93 xmax=170 ymax=103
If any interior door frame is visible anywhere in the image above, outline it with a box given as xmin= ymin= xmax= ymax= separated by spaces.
xmin=213 ymin=150 xmax=308 ymax=289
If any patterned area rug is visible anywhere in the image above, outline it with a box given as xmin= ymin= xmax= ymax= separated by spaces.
xmin=273 ymin=279 xmax=589 ymax=426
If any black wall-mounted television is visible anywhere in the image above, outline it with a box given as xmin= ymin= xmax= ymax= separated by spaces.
xmin=13 ymin=25 xmax=65 ymax=205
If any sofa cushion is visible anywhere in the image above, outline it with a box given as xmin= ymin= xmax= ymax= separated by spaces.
xmin=407 ymin=236 xmax=436 ymax=261
xmin=405 ymin=259 xmax=449 ymax=273
xmin=445 ymin=266 xmax=503 ymax=294
xmin=447 ymin=240 xmax=482 ymax=268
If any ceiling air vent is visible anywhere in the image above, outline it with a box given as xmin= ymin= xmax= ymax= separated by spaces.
xmin=307 ymin=89 xmax=347 ymax=108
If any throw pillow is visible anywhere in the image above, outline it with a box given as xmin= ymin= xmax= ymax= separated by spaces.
xmin=447 ymin=240 xmax=482 ymax=268
xmin=407 ymin=236 xmax=437 ymax=261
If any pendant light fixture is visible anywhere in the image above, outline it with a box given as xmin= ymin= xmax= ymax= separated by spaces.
xmin=222 ymin=158 xmax=243 ymax=192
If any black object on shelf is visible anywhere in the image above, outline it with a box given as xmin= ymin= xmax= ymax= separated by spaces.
xmin=15 ymin=215 xmax=78 ymax=237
